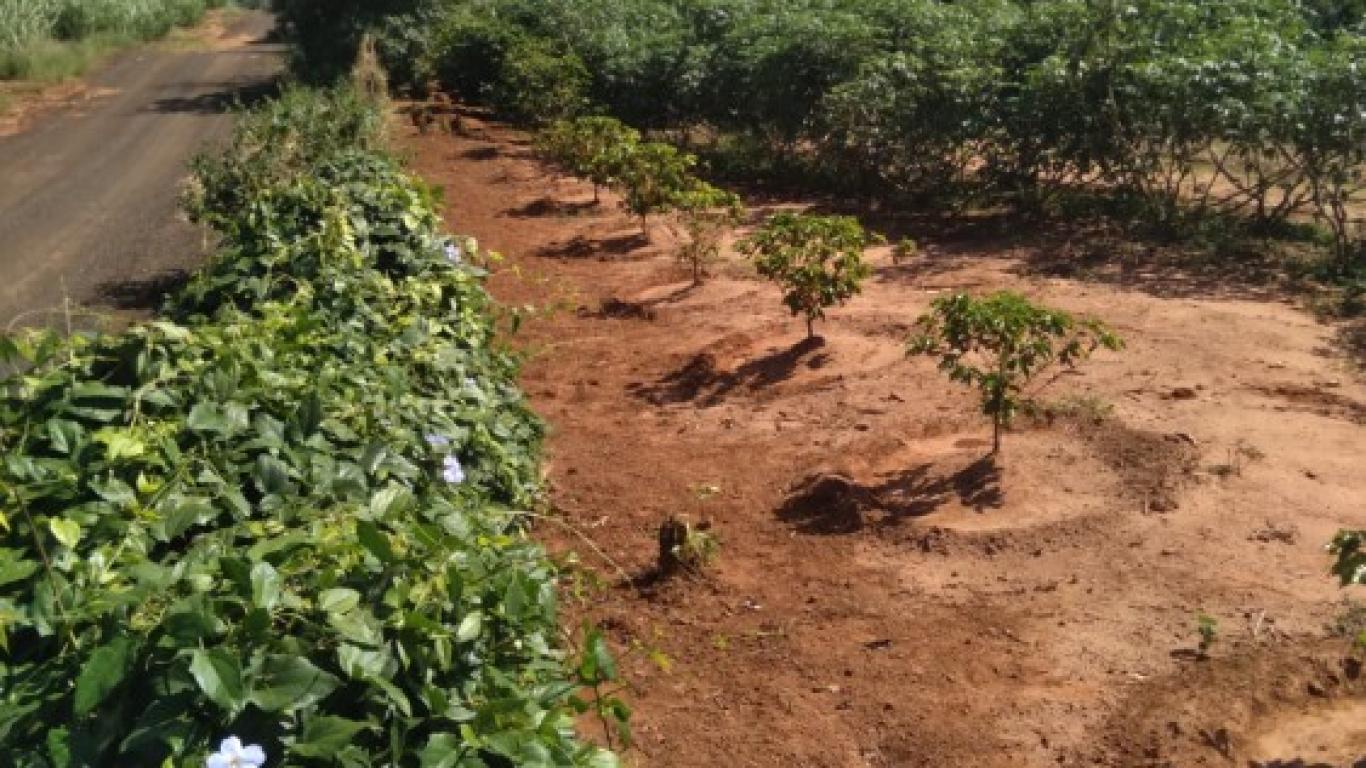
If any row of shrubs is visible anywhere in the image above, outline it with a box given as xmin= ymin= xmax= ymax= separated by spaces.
xmin=280 ymin=0 xmax=1363 ymax=279
xmin=535 ymin=117 xmax=741 ymax=281
xmin=0 ymin=86 xmax=617 ymax=767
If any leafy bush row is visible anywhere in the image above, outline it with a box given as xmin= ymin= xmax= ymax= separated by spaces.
xmin=0 ymin=86 xmax=616 ymax=767
xmin=281 ymin=0 xmax=1364 ymax=274
xmin=536 ymin=117 xmax=741 ymax=282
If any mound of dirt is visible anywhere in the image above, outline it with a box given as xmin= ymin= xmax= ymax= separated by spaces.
xmin=777 ymin=473 xmax=875 ymax=534
xmin=1069 ymin=418 xmax=1200 ymax=513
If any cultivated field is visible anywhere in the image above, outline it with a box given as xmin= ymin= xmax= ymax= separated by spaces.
xmin=406 ymin=108 xmax=1366 ymax=768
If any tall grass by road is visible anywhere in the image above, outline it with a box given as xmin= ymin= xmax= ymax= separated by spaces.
xmin=0 ymin=0 xmax=234 ymax=81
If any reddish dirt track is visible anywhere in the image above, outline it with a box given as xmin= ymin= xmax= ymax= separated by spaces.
xmin=402 ymin=109 xmax=1366 ymax=768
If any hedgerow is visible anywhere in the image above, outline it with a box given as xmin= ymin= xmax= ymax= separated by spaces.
xmin=280 ymin=0 xmax=1364 ymax=276
xmin=0 ymin=86 xmax=618 ymax=767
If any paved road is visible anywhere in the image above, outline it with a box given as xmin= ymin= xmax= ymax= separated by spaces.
xmin=0 ymin=11 xmax=282 ymax=329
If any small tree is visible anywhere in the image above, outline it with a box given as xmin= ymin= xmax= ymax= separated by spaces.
xmin=535 ymin=117 xmax=641 ymax=203
xmin=674 ymin=182 xmax=744 ymax=284
xmin=908 ymin=292 xmax=1122 ymax=455
xmin=737 ymin=213 xmax=881 ymax=339
xmin=616 ymin=142 xmax=697 ymax=236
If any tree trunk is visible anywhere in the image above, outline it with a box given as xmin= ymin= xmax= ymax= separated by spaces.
xmin=806 ymin=316 xmax=815 ymax=340
xmin=992 ymin=415 xmax=1002 ymax=455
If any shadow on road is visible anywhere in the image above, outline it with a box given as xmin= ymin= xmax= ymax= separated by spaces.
xmin=148 ymin=78 xmax=279 ymax=115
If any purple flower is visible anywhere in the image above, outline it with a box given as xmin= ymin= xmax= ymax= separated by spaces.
xmin=425 ymin=434 xmax=451 ymax=448
xmin=207 ymin=737 xmax=265 ymax=768
xmin=442 ymin=455 xmax=466 ymax=485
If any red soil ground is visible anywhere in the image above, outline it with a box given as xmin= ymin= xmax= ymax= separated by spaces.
xmin=402 ymin=110 xmax=1366 ymax=768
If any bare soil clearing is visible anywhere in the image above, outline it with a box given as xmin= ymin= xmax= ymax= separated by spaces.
xmin=403 ymin=110 xmax=1366 ymax=767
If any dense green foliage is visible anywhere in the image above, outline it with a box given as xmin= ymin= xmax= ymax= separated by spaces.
xmin=738 ymin=214 xmax=880 ymax=339
xmin=0 ymin=87 xmax=616 ymax=767
xmin=282 ymin=0 xmax=1365 ymax=272
xmin=909 ymin=292 xmax=1123 ymax=454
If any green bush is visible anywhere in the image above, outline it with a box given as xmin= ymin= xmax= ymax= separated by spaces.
xmin=674 ymin=182 xmax=744 ymax=284
xmin=490 ymin=40 xmax=590 ymax=124
xmin=614 ymin=141 xmax=698 ymax=235
xmin=0 ymin=87 xmax=617 ymax=767
xmin=535 ymin=117 xmax=641 ymax=203
xmin=909 ymin=292 xmax=1122 ymax=455
xmin=738 ymin=213 xmax=881 ymax=339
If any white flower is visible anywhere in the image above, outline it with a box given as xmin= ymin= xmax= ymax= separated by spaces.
xmin=425 ymin=434 xmax=451 ymax=448
xmin=444 ymin=243 xmax=462 ymax=263
xmin=442 ymin=455 xmax=466 ymax=485
xmin=207 ymin=737 xmax=265 ymax=768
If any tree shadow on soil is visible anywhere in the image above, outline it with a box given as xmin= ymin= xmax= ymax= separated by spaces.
xmin=461 ymin=146 xmax=500 ymax=161
xmin=508 ymin=197 xmax=600 ymax=218
xmin=777 ymin=457 xmax=1003 ymax=535
xmin=95 ymin=269 xmax=190 ymax=310
xmin=628 ymin=336 xmax=828 ymax=407
xmin=582 ymin=284 xmax=698 ymax=322
xmin=537 ymin=232 xmax=650 ymax=260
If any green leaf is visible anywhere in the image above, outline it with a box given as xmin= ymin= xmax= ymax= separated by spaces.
xmin=189 ymin=648 xmax=247 ymax=713
xmin=250 ymin=561 xmax=282 ymax=610
xmin=356 ymin=520 xmax=394 ymax=563
xmin=186 ymin=402 xmax=249 ymax=435
xmin=418 ymin=734 xmax=463 ymax=768
xmin=291 ymin=716 xmax=372 ymax=759
xmin=369 ymin=485 xmax=411 ymax=518
xmin=368 ymin=674 xmax=412 ymax=717
xmin=152 ymin=496 xmax=217 ymax=542
xmin=255 ymin=454 xmax=292 ymax=495
xmin=46 ymin=419 xmax=84 ymax=454
xmin=48 ymin=518 xmax=81 ymax=549
xmin=0 ymin=550 xmax=39 ymax=588
xmin=74 ymin=635 xmax=136 ymax=715
xmin=581 ymin=628 xmax=617 ymax=683
xmin=249 ymin=655 xmax=340 ymax=713
xmin=93 ymin=428 xmax=147 ymax=461
xmin=318 ymin=587 xmax=361 ymax=615
xmin=455 ymin=611 xmax=483 ymax=643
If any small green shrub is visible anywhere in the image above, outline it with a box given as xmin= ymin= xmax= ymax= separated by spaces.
xmin=909 ymin=292 xmax=1122 ymax=455
xmin=1195 ymin=613 xmax=1219 ymax=657
xmin=615 ymin=141 xmax=698 ymax=235
xmin=738 ymin=213 xmax=881 ymax=339
xmin=892 ymin=237 xmax=919 ymax=263
xmin=535 ymin=116 xmax=641 ymax=203
xmin=674 ymin=182 xmax=744 ymax=284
